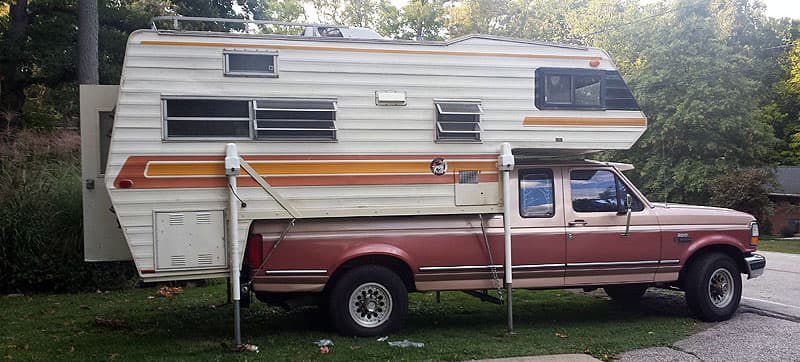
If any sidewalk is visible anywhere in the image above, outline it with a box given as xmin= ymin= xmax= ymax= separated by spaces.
xmin=470 ymin=354 xmax=600 ymax=362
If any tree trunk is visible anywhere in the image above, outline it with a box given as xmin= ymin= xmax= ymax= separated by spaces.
xmin=1 ymin=0 xmax=28 ymax=128
xmin=78 ymin=0 xmax=99 ymax=85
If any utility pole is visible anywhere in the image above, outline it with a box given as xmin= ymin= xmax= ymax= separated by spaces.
xmin=78 ymin=0 xmax=99 ymax=85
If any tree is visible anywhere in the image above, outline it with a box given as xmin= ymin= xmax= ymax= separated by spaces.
xmin=78 ymin=0 xmax=99 ymax=85
xmin=603 ymin=0 xmax=781 ymax=205
xmin=396 ymin=0 xmax=446 ymax=40
xmin=0 ymin=0 xmax=29 ymax=128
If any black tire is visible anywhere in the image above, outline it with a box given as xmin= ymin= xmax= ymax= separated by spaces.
xmin=684 ymin=253 xmax=742 ymax=322
xmin=327 ymin=265 xmax=408 ymax=336
xmin=604 ymin=284 xmax=648 ymax=305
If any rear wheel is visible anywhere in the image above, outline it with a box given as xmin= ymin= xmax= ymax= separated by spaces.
xmin=604 ymin=284 xmax=648 ymax=305
xmin=684 ymin=253 xmax=742 ymax=321
xmin=327 ymin=265 xmax=408 ymax=336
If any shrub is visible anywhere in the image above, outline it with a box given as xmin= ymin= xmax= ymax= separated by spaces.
xmin=0 ymin=130 xmax=136 ymax=293
xmin=709 ymin=168 xmax=774 ymax=223
xmin=780 ymin=225 xmax=797 ymax=238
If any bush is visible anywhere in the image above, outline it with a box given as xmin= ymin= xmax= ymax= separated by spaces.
xmin=780 ymin=225 xmax=797 ymax=238
xmin=709 ymin=168 xmax=774 ymax=223
xmin=0 ymin=130 xmax=136 ymax=293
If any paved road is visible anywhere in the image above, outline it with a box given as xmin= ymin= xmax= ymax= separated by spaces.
xmin=740 ymin=251 xmax=800 ymax=320
xmin=618 ymin=251 xmax=800 ymax=361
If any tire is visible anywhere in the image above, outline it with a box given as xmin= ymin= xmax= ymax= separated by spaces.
xmin=604 ymin=284 xmax=648 ymax=305
xmin=327 ymin=265 xmax=408 ymax=336
xmin=684 ymin=253 xmax=742 ymax=322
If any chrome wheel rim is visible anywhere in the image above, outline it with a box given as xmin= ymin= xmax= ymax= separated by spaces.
xmin=708 ymin=268 xmax=734 ymax=308
xmin=349 ymin=282 xmax=392 ymax=328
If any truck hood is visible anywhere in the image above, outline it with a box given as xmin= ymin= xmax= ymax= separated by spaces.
xmin=650 ymin=203 xmax=755 ymax=226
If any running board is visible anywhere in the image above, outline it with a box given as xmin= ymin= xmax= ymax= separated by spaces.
xmin=463 ymin=290 xmax=503 ymax=305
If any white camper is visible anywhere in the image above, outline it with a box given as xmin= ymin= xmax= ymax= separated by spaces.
xmin=82 ymin=18 xmax=646 ymax=284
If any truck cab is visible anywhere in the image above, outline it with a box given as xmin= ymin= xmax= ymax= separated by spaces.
xmin=246 ymin=160 xmax=765 ymax=336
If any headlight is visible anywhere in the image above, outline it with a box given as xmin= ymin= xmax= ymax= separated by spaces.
xmin=750 ymin=222 xmax=759 ymax=246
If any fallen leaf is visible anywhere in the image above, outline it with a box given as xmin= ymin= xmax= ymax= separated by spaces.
xmin=63 ymin=321 xmax=73 ymax=327
xmin=108 ymin=353 xmax=120 ymax=360
xmin=349 ymin=346 xmax=362 ymax=350
xmin=154 ymin=286 xmax=183 ymax=298
xmin=94 ymin=317 xmax=127 ymax=330
xmin=69 ymin=346 xmax=75 ymax=353
xmin=648 ymin=331 xmax=655 ymax=335
xmin=79 ymin=305 xmax=89 ymax=310
xmin=555 ymin=332 xmax=568 ymax=339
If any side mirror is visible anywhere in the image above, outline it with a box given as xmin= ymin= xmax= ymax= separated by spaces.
xmin=622 ymin=194 xmax=633 ymax=237
xmin=617 ymin=194 xmax=633 ymax=215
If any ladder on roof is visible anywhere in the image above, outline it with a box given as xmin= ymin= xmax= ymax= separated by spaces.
xmin=150 ymin=16 xmax=347 ymax=33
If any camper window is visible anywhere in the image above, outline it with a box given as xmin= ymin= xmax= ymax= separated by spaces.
xmin=434 ymin=101 xmax=482 ymax=142
xmin=254 ymin=99 xmax=337 ymax=141
xmin=163 ymin=99 xmax=251 ymax=139
xmin=535 ymin=68 xmax=604 ymax=110
xmin=224 ymin=50 xmax=277 ymax=77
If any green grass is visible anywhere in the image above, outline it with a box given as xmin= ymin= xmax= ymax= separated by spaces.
xmin=1 ymin=283 xmax=700 ymax=361
xmin=759 ymin=236 xmax=800 ymax=254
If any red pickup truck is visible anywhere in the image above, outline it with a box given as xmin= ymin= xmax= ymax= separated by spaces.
xmin=244 ymin=160 xmax=765 ymax=336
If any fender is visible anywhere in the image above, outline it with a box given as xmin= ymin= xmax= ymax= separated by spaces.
xmin=328 ymin=243 xmax=417 ymax=274
xmin=679 ymin=232 xmax=747 ymax=266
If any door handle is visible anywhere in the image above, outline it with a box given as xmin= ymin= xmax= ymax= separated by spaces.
xmin=568 ymin=219 xmax=588 ymax=227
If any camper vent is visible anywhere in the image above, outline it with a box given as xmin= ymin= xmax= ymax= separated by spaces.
xmin=195 ymin=213 xmax=212 ymax=224
xmin=197 ymin=253 xmax=214 ymax=265
xmin=254 ymin=99 xmax=337 ymax=140
xmin=459 ymin=171 xmax=479 ymax=184
xmin=224 ymin=50 xmax=278 ymax=78
xmin=154 ymin=210 xmax=227 ymax=271
xmin=168 ymin=214 xmax=185 ymax=225
xmin=434 ymin=101 xmax=482 ymax=143
xmin=170 ymin=255 xmax=187 ymax=267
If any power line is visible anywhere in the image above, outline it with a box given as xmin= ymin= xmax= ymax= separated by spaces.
xmin=583 ymin=0 xmax=706 ymax=38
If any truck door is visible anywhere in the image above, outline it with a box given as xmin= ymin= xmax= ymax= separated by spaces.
xmin=507 ymin=167 xmax=566 ymax=288
xmin=79 ymin=85 xmax=131 ymax=261
xmin=563 ymin=167 xmax=660 ymax=285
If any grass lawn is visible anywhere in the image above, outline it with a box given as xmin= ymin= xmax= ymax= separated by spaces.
xmin=1 ymin=283 xmax=701 ymax=361
xmin=758 ymin=236 xmax=800 ymax=254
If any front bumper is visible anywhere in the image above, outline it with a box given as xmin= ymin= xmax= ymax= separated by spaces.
xmin=745 ymin=253 xmax=766 ymax=279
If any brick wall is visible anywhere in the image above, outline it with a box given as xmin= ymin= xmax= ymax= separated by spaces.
xmin=767 ymin=195 xmax=800 ymax=236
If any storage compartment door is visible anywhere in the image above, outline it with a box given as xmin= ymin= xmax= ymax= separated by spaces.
xmin=154 ymin=211 xmax=227 ymax=271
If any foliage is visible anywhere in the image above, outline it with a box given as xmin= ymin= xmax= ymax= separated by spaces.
xmin=0 ymin=130 xmax=136 ymax=293
xmin=709 ymin=168 xmax=774 ymax=222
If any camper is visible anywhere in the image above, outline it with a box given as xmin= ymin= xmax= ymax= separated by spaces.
xmin=81 ymin=18 xmax=764 ymax=337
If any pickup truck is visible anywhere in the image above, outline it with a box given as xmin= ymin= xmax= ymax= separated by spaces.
xmin=244 ymin=160 xmax=766 ymax=336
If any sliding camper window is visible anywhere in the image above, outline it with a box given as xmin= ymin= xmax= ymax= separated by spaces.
xmin=224 ymin=50 xmax=278 ymax=77
xmin=434 ymin=101 xmax=482 ymax=142
xmin=163 ymin=99 xmax=251 ymax=139
xmin=535 ymin=68 xmax=641 ymax=111
xmin=254 ymin=99 xmax=337 ymax=141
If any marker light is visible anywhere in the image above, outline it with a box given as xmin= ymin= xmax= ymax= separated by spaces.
xmin=589 ymin=59 xmax=601 ymax=67
xmin=750 ymin=222 xmax=759 ymax=246
xmin=119 ymin=179 xmax=134 ymax=189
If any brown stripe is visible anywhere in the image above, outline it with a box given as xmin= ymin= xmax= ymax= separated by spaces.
xmin=523 ymin=117 xmax=646 ymax=127
xmin=140 ymin=40 xmax=603 ymax=61
xmin=416 ymin=270 xmax=563 ymax=282
xmin=115 ymin=154 xmax=500 ymax=189
xmin=565 ymin=266 xmax=658 ymax=277
xmin=253 ymin=276 xmax=327 ymax=284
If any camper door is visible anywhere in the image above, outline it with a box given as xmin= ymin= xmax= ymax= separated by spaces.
xmin=80 ymin=85 xmax=131 ymax=261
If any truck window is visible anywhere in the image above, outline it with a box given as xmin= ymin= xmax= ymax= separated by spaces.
xmin=570 ymin=169 xmax=643 ymax=212
xmin=163 ymin=99 xmax=251 ymax=139
xmin=519 ymin=169 xmax=555 ymax=218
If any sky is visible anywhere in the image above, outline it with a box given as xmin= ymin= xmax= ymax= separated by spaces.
xmin=386 ymin=0 xmax=800 ymax=20
xmin=762 ymin=0 xmax=800 ymax=19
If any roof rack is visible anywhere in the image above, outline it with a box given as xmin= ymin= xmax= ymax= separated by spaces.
xmin=150 ymin=16 xmax=348 ymax=32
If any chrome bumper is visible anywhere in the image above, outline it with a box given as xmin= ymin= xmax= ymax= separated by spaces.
xmin=745 ymin=253 xmax=766 ymax=279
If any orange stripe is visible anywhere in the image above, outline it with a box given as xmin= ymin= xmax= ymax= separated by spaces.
xmin=140 ymin=40 xmax=603 ymax=61
xmin=523 ymin=117 xmax=646 ymax=127
xmin=145 ymin=160 xmax=497 ymax=177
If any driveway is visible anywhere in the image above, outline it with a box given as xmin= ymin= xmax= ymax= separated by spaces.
xmin=617 ymin=250 xmax=800 ymax=361
xmin=740 ymin=250 xmax=800 ymax=320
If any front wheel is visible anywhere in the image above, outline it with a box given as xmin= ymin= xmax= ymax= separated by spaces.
xmin=684 ymin=253 xmax=742 ymax=321
xmin=327 ymin=265 xmax=408 ymax=336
